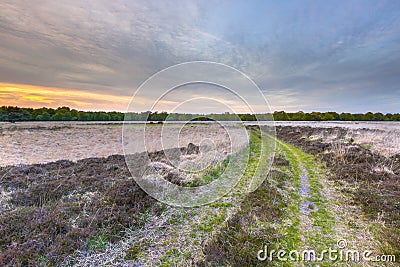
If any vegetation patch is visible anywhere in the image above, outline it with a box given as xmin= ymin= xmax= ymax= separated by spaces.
xmin=0 ymin=155 xmax=164 ymax=266
xmin=200 ymin=169 xmax=288 ymax=266
xmin=275 ymin=125 xmax=400 ymax=261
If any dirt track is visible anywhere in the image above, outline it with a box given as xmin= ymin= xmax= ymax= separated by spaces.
xmin=274 ymin=125 xmax=400 ymax=259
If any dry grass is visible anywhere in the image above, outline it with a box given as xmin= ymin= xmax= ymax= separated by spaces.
xmin=1 ymin=122 xmax=249 ymax=167
xmin=0 ymin=155 xmax=164 ymax=266
xmin=0 ymin=125 xmax=254 ymax=266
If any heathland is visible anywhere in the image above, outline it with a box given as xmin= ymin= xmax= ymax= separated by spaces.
xmin=0 ymin=121 xmax=399 ymax=266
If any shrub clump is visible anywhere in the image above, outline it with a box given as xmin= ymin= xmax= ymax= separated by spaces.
xmin=0 ymin=155 xmax=164 ymax=266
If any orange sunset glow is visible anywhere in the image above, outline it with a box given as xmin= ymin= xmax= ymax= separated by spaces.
xmin=0 ymin=83 xmax=131 ymax=111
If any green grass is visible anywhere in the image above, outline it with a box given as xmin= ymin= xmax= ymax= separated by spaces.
xmin=274 ymin=140 xmax=302 ymax=254
xmin=87 ymin=234 xmax=108 ymax=251
xmin=184 ymin=157 xmax=231 ymax=187
xmin=274 ymin=139 xmax=339 ymax=266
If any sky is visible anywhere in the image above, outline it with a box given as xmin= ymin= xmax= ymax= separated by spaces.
xmin=0 ymin=0 xmax=399 ymax=113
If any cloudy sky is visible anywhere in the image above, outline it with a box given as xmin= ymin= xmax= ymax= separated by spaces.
xmin=0 ymin=0 xmax=399 ymax=113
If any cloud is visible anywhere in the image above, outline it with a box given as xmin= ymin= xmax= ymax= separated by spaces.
xmin=0 ymin=0 xmax=248 ymax=93
xmin=0 ymin=0 xmax=399 ymax=112
xmin=0 ymin=83 xmax=132 ymax=111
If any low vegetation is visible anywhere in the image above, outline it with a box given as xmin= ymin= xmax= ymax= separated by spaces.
xmin=1 ymin=125 xmax=398 ymax=266
xmin=0 ymin=156 xmax=165 ymax=265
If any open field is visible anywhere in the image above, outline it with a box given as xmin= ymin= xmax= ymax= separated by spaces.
xmin=1 ymin=121 xmax=399 ymax=167
xmin=0 ymin=122 xmax=248 ymax=167
xmin=0 ymin=122 xmax=399 ymax=266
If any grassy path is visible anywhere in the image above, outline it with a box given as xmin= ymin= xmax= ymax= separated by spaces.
xmin=276 ymin=139 xmax=337 ymax=266
xmin=275 ymin=138 xmax=390 ymax=266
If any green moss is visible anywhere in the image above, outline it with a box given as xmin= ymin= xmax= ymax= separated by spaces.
xmin=87 ymin=234 xmax=108 ymax=251
xmin=198 ymin=212 xmax=226 ymax=233
xmin=159 ymin=248 xmax=185 ymax=265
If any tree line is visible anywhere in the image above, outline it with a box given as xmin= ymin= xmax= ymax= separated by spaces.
xmin=1 ymin=106 xmax=399 ymax=122
xmin=0 ymin=106 xmax=124 ymax=122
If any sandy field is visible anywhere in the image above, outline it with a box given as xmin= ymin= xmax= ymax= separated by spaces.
xmin=0 ymin=122 xmax=248 ymax=166
xmin=1 ymin=121 xmax=399 ymax=166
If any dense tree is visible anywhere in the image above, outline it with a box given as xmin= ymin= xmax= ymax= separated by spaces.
xmin=0 ymin=106 xmax=399 ymax=122
xmin=373 ymin=112 xmax=385 ymax=121
xmin=339 ymin=113 xmax=354 ymax=121
xmin=148 ymin=111 xmax=168 ymax=121
xmin=36 ymin=112 xmax=50 ymax=121
xmin=291 ymin=111 xmax=305 ymax=121
xmin=273 ymin=111 xmax=289 ymax=121
xmin=322 ymin=112 xmax=340 ymax=121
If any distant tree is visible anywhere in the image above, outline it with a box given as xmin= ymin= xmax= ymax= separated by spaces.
xmin=0 ymin=106 xmax=31 ymax=121
xmin=292 ymin=111 xmax=305 ymax=121
xmin=255 ymin=113 xmax=273 ymax=121
xmin=78 ymin=111 xmax=91 ymax=121
xmin=373 ymin=112 xmax=384 ymax=121
xmin=0 ymin=106 xmax=399 ymax=122
xmin=36 ymin=112 xmax=50 ymax=121
xmin=51 ymin=111 xmax=71 ymax=121
xmin=384 ymin=113 xmax=393 ymax=121
xmin=352 ymin=113 xmax=363 ymax=121
xmin=308 ymin=112 xmax=322 ymax=121
xmin=93 ymin=112 xmax=110 ymax=121
xmin=339 ymin=113 xmax=354 ymax=121
xmin=322 ymin=113 xmax=335 ymax=121
xmin=239 ymin=113 xmax=256 ymax=121
xmin=324 ymin=112 xmax=340 ymax=121
xmin=149 ymin=111 xmax=168 ymax=121
xmin=192 ymin=116 xmax=211 ymax=121
xmin=109 ymin=111 xmax=124 ymax=121
xmin=392 ymin=113 xmax=400 ymax=121
xmin=273 ymin=111 xmax=289 ymax=121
